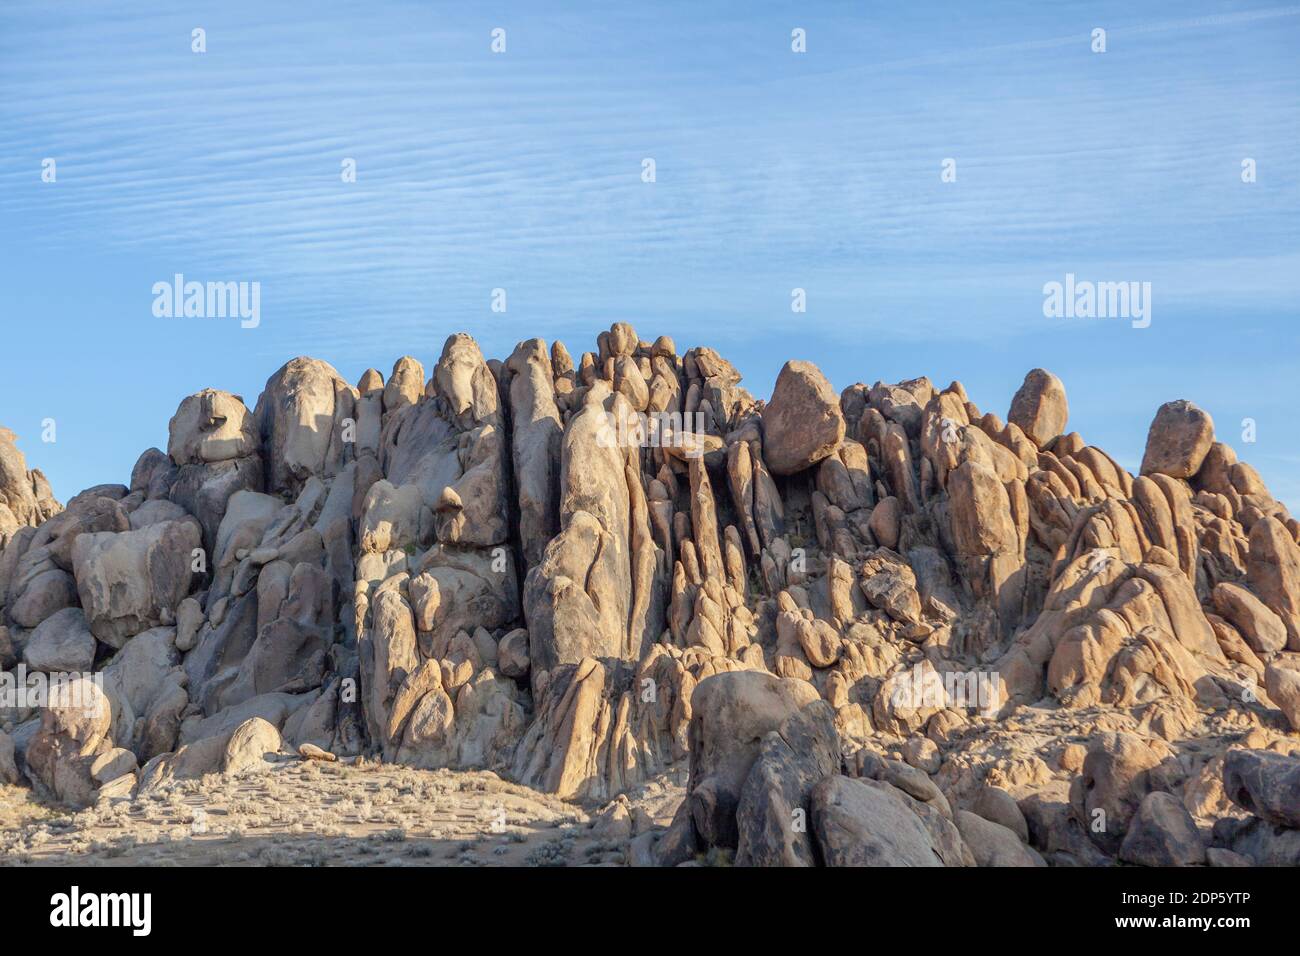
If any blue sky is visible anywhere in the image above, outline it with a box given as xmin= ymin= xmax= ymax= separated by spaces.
xmin=1 ymin=1 xmax=1297 ymax=507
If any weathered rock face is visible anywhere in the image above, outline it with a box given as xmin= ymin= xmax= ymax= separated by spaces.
xmin=506 ymin=339 xmax=562 ymax=570
xmin=222 ymin=716 xmax=282 ymax=775
xmin=2 ymin=323 xmax=1297 ymax=868
xmin=1069 ymin=732 xmax=1176 ymax=855
xmin=1119 ymin=790 xmax=1205 ymax=866
xmin=522 ymin=382 xmax=657 ymax=680
xmin=1265 ymin=663 xmax=1300 ymax=731
xmin=956 ymin=810 xmax=1043 ymax=867
xmin=22 ymin=607 xmax=96 ymax=673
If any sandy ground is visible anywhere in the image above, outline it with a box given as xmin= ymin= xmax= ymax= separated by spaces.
xmin=0 ymin=759 xmax=686 ymax=867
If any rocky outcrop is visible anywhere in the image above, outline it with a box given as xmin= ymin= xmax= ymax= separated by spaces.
xmin=0 ymin=427 xmax=60 ymax=537
xmin=2 ymin=323 xmax=1297 ymax=868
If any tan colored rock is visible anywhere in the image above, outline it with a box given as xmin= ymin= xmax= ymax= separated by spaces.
xmin=686 ymin=670 xmax=820 ymax=848
xmin=22 ymin=607 xmax=96 ymax=673
xmin=948 ymin=460 xmax=1019 ymax=559
xmin=1223 ymin=748 xmax=1300 ymax=828
xmin=71 ymin=519 xmax=201 ymax=648
xmin=1007 ymin=369 xmax=1068 ymax=448
xmin=1118 ymin=791 xmax=1205 ymax=866
xmin=956 ymin=810 xmax=1044 ymax=866
xmin=1070 ymin=732 xmax=1174 ymax=855
xmin=811 ymin=776 xmax=965 ymax=867
xmin=222 ymin=717 xmax=282 ymax=775
xmin=167 ymin=389 xmax=258 ymax=465
xmin=384 ymin=356 xmax=425 ymax=414
xmin=0 ymin=427 xmax=61 ymax=533
xmin=761 ymin=361 xmax=845 ymax=475
xmin=23 ymin=677 xmax=113 ymax=807
xmin=734 ymin=700 xmax=841 ymax=867
xmin=253 ymin=356 xmax=357 ymax=494
xmin=868 ymin=496 xmax=900 ymax=550
xmin=1247 ymin=517 xmax=1300 ymax=649
xmin=1139 ymin=400 xmax=1214 ymax=479
xmin=498 ymin=628 xmax=531 ymax=679
xmin=1265 ymin=663 xmax=1300 ymax=731
xmin=1213 ymin=582 xmax=1287 ymax=657
xmin=972 ymin=785 xmax=1029 ymax=842
xmin=506 ymin=339 xmax=562 ymax=568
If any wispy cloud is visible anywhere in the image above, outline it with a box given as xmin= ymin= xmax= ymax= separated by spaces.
xmin=0 ymin=1 xmax=1296 ymax=505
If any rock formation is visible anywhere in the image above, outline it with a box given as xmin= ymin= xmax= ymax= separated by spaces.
xmin=3 ymin=326 xmax=1299 ymax=868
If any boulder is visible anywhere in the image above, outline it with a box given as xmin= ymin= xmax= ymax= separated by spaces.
xmin=137 ymin=734 xmax=229 ymax=795
xmin=0 ymin=427 xmax=60 ymax=533
xmin=359 ymin=480 xmax=431 ymax=554
xmin=22 ymin=607 xmax=96 ymax=673
xmin=1070 ymin=732 xmax=1174 ymax=855
xmin=7 ymin=567 xmax=77 ymax=629
xmin=972 ymin=785 xmax=1029 ymax=843
xmin=89 ymin=747 xmax=138 ymax=784
xmin=1212 ymin=582 xmax=1287 ymax=657
xmin=71 ymin=519 xmax=201 ymax=648
xmin=253 ymin=357 xmax=357 ymax=495
xmin=811 ymin=775 xmax=957 ymax=866
xmin=1118 ymin=791 xmax=1205 ymax=866
xmin=97 ymin=625 xmax=187 ymax=759
xmin=497 ymin=628 xmax=530 ymax=679
xmin=761 ymin=361 xmax=845 ymax=475
xmin=1247 ymin=518 xmax=1300 ymax=649
xmin=1007 ymin=368 xmax=1068 ymax=448
xmin=167 ymin=389 xmax=258 ymax=465
xmin=734 ymin=700 xmax=841 ymax=867
xmin=383 ymin=356 xmax=425 ymax=415
xmin=434 ymin=333 xmax=501 ymax=429
xmin=1139 ymin=400 xmax=1214 ymax=479
xmin=687 ymin=670 xmax=820 ymax=849
xmin=222 ymin=717 xmax=283 ymax=776
xmin=955 ymin=810 xmax=1044 ymax=867
xmin=1222 ymin=748 xmax=1300 ymax=828
xmin=167 ymin=456 xmax=264 ymax=555
xmin=1264 ymin=663 xmax=1300 ymax=731
xmin=23 ymin=677 xmax=113 ymax=808
xmin=506 ymin=339 xmax=563 ymax=569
